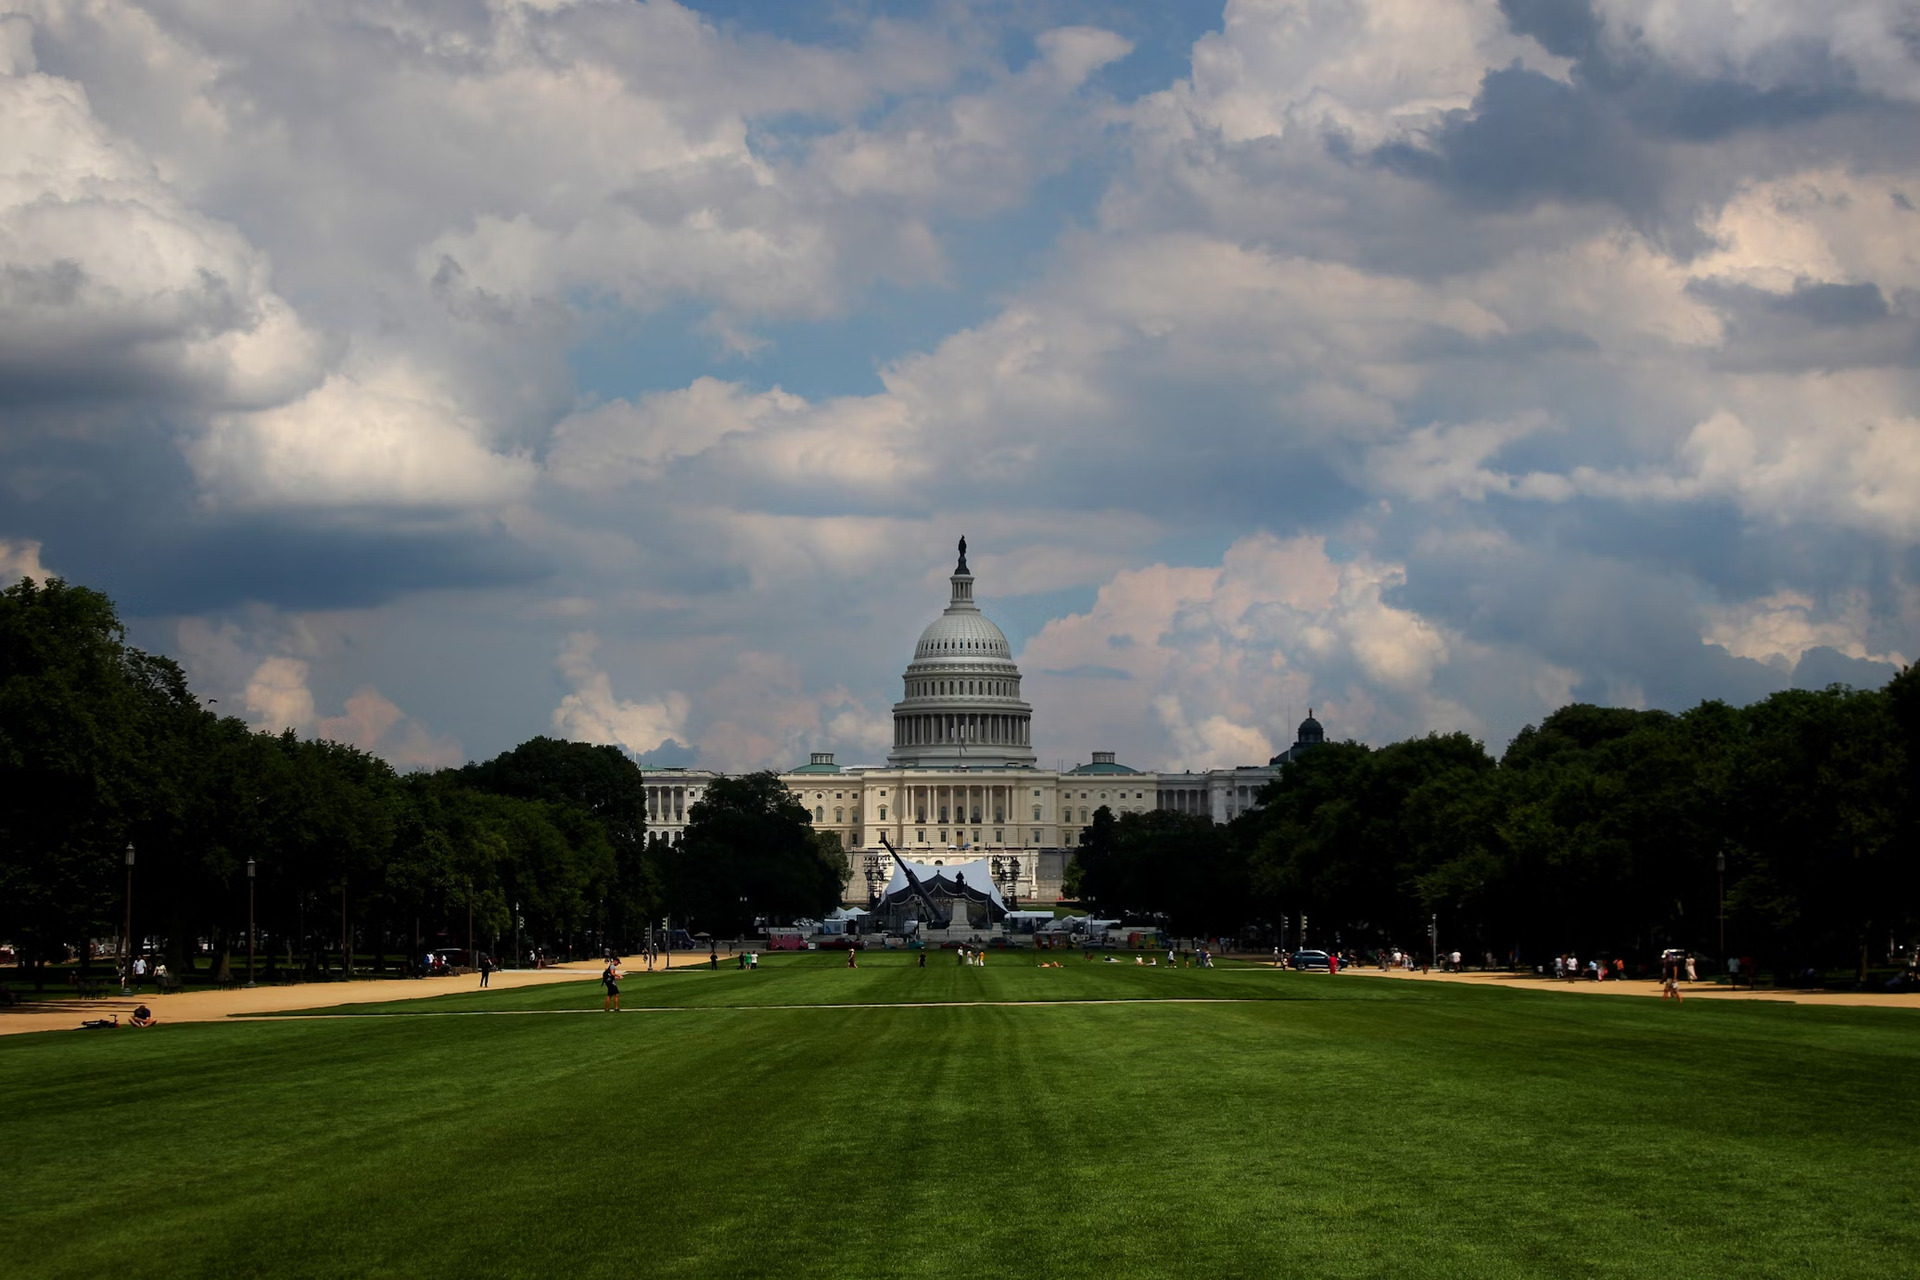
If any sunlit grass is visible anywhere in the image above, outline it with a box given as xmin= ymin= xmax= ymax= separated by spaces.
xmin=6 ymin=955 xmax=1916 ymax=1278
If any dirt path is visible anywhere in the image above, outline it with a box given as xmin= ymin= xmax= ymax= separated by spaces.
xmin=0 ymin=954 xmax=720 ymax=1037
xmin=1354 ymin=964 xmax=1920 ymax=1008
xmin=9 ymin=956 xmax=1915 ymax=1036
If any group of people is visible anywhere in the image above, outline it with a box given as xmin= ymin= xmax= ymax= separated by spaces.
xmin=957 ymin=947 xmax=986 ymax=967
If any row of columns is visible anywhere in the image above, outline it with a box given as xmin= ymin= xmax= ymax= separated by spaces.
xmin=895 ymin=712 xmax=1030 ymax=748
xmin=904 ymin=783 xmax=1018 ymax=826
xmin=646 ymin=786 xmax=687 ymax=821
xmin=1159 ymin=788 xmax=1213 ymax=816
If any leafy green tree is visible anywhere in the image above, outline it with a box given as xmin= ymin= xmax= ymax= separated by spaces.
xmin=1247 ymin=733 xmax=1499 ymax=952
xmin=0 ymin=578 xmax=201 ymax=983
xmin=455 ymin=737 xmax=653 ymax=949
xmin=1069 ymin=806 xmax=1249 ymax=934
xmin=659 ymin=772 xmax=840 ymax=934
xmin=1725 ymin=685 xmax=1910 ymax=979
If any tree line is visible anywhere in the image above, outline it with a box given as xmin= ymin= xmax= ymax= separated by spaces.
xmin=0 ymin=578 xmax=843 ymax=986
xmin=1069 ymin=671 xmax=1918 ymax=979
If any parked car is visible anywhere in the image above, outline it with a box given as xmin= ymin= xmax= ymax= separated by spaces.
xmin=1290 ymin=949 xmax=1332 ymax=971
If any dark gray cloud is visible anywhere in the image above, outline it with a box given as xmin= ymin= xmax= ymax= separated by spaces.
xmin=1375 ymin=66 xmax=1660 ymax=217
xmin=1501 ymin=0 xmax=1882 ymax=139
xmin=1790 ymin=645 xmax=1899 ymax=691
xmin=1686 ymin=278 xmax=1918 ymax=372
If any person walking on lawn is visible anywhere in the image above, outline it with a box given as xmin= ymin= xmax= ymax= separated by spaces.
xmin=602 ymin=959 xmax=621 ymax=1012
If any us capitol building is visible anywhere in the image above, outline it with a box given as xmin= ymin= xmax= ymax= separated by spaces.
xmin=639 ymin=540 xmax=1325 ymax=907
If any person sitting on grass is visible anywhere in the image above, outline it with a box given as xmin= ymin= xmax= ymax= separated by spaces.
xmin=81 ymin=1014 xmax=117 ymax=1029
xmin=130 ymin=1005 xmax=156 ymax=1027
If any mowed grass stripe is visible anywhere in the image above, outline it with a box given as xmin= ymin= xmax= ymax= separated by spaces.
xmin=4 ymin=963 xmax=1916 ymax=1278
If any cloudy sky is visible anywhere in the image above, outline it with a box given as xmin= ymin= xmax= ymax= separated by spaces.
xmin=3 ymin=0 xmax=1916 ymax=773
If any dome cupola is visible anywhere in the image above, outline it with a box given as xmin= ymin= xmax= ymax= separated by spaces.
xmin=1297 ymin=709 xmax=1325 ymax=745
xmin=887 ymin=538 xmax=1035 ymax=768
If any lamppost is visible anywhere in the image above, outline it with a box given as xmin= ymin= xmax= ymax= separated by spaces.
xmin=1717 ymin=849 xmax=1727 ymax=960
xmin=121 ymin=842 xmax=135 ymax=995
xmin=514 ymin=901 xmax=522 ymax=969
xmin=245 ymin=858 xmax=257 ymax=988
xmin=991 ymin=856 xmax=1019 ymax=911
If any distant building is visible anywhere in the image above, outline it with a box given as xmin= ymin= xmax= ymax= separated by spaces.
xmin=641 ymin=542 xmax=1324 ymax=904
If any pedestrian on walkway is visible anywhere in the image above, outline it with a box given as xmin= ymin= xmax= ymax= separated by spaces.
xmin=602 ymin=959 xmax=621 ymax=1012
xmin=479 ymin=954 xmax=492 ymax=988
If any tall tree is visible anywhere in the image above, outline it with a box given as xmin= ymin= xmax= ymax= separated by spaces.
xmin=659 ymin=772 xmax=840 ymax=934
xmin=0 ymin=578 xmax=197 ymax=982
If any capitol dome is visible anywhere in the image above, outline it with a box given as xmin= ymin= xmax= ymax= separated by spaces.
xmin=913 ymin=609 xmax=1011 ymax=660
xmin=888 ymin=538 xmax=1036 ymax=768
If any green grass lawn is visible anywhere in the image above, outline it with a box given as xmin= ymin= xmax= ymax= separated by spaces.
xmin=5 ymin=955 xmax=1916 ymax=1278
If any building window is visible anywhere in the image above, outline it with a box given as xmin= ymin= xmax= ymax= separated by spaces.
xmin=834 ymin=808 xmax=844 ymax=823
xmin=1080 ymin=808 xmax=1088 ymax=822
xmin=1033 ymin=806 xmax=1042 ymax=820
xmin=879 ymin=806 xmax=888 ymax=820
xmin=994 ymin=830 xmax=1003 ymax=843
xmin=1031 ymin=830 xmax=1040 ymax=842
xmin=814 ymin=807 xmax=824 ymax=822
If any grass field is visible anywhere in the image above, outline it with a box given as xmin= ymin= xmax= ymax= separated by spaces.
xmin=5 ymin=954 xmax=1916 ymax=1278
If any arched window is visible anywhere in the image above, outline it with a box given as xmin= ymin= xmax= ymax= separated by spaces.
xmin=834 ymin=807 xmax=844 ymax=823
xmin=814 ymin=806 xmax=824 ymax=822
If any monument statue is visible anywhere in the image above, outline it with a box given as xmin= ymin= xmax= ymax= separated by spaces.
xmin=877 ymin=833 xmax=951 ymax=929
xmin=956 ymin=535 xmax=968 ymax=574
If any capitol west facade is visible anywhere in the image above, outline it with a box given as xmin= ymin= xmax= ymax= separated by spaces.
xmin=639 ymin=543 xmax=1323 ymax=907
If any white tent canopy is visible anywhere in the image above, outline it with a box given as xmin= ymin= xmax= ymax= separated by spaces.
xmin=882 ymin=856 xmax=1007 ymax=911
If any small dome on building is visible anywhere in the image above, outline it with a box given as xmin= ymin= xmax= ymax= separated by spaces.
xmin=1297 ymin=709 xmax=1325 ymax=745
xmin=1068 ymin=750 xmax=1143 ymax=775
xmin=789 ymin=751 xmax=842 ymax=774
